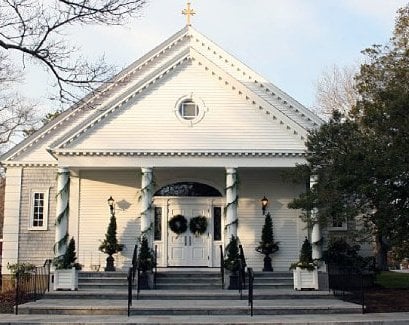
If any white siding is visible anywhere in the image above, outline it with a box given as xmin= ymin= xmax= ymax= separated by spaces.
xmin=78 ymin=170 xmax=141 ymax=271
xmin=67 ymin=62 xmax=305 ymax=152
xmin=2 ymin=167 xmax=22 ymax=274
xmin=237 ymin=169 xmax=307 ymax=272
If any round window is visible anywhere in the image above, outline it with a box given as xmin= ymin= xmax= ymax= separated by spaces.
xmin=179 ymin=100 xmax=199 ymax=120
xmin=174 ymin=94 xmax=207 ymax=126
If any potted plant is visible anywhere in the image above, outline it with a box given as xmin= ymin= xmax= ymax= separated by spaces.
xmin=255 ymin=212 xmax=279 ymax=271
xmin=290 ymin=237 xmax=318 ymax=290
xmin=99 ymin=210 xmax=124 ymax=271
xmin=223 ymin=235 xmax=241 ymax=290
xmin=53 ymin=237 xmax=82 ymax=290
xmin=137 ymin=236 xmax=155 ymax=289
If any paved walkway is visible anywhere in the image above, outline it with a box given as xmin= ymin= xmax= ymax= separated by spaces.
xmin=1 ymin=312 xmax=409 ymax=324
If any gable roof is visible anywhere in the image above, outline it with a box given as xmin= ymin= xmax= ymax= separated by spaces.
xmin=1 ymin=26 xmax=323 ymax=165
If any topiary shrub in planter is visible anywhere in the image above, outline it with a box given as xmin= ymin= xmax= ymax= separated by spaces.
xmin=53 ymin=237 xmax=82 ymax=291
xmin=137 ymin=236 xmax=155 ymax=289
xmin=255 ymin=212 xmax=279 ymax=272
xmin=224 ymin=235 xmax=241 ymax=290
xmin=99 ymin=212 xmax=124 ymax=271
xmin=290 ymin=237 xmax=318 ymax=290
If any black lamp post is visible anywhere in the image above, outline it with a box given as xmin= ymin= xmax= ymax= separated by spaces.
xmin=261 ymin=196 xmax=269 ymax=215
xmin=107 ymin=196 xmax=115 ymax=215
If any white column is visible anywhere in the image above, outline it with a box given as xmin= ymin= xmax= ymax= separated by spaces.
xmin=55 ymin=168 xmax=70 ymax=258
xmin=310 ymin=176 xmax=322 ymax=260
xmin=225 ymin=167 xmax=238 ymax=241
xmin=1 ymin=167 xmax=22 ymax=274
xmin=141 ymin=168 xmax=153 ymax=236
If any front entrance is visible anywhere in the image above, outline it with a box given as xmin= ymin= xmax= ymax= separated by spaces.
xmin=153 ymin=182 xmax=224 ymax=267
xmin=167 ymin=203 xmax=209 ymax=267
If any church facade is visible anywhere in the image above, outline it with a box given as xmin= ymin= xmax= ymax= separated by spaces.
xmin=1 ymin=26 xmax=326 ymax=274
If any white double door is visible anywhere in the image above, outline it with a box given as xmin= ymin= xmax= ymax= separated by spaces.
xmin=168 ymin=202 xmax=210 ymax=267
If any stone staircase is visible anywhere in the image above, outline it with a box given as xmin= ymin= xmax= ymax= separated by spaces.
xmin=17 ymin=269 xmax=363 ymax=316
xmin=253 ymin=271 xmax=293 ymax=290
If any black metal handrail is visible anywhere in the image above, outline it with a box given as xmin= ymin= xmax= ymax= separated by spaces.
xmin=328 ymin=265 xmax=370 ymax=314
xmin=248 ymin=267 xmax=254 ymax=317
xmin=15 ymin=259 xmax=52 ymax=315
xmin=127 ymin=267 xmax=132 ymax=317
xmin=238 ymin=259 xmax=244 ymax=299
xmin=131 ymin=244 xmax=138 ymax=283
xmin=219 ymin=245 xmax=224 ymax=289
xmin=239 ymin=244 xmax=247 ymax=290
xmin=127 ymin=244 xmax=138 ymax=316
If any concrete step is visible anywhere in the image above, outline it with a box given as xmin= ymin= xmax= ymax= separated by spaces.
xmin=17 ymin=298 xmax=362 ymax=316
xmin=79 ymin=283 xmax=128 ymax=290
xmin=253 ymin=272 xmax=292 ymax=278
xmin=156 ymin=278 xmax=221 ymax=285
xmin=79 ymin=271 xmax=128 ymax=278
xmin=155 ymin=283 xmax=222 ymax=290
xmin=44 ymin=289 xmax=334 ymax=301
xmin=79 ymin=277 xmax=128 ymax=284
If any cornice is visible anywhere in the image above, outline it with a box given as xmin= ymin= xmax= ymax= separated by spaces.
xmin=51 ymin=149 xmax=306 ymax=158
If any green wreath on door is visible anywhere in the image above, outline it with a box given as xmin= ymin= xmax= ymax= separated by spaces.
xmin=189 ymin=215 xmax=208 ymax=236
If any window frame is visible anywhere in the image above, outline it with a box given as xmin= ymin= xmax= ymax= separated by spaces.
xmin=179 ymin=100 xmax=199 ymax=120
xmin=28 ymin=188 xmax=50 ymax=231
xmin=174 ymin=94 xmax=208 ymax=126
xmin=328 ymin=217 xmax=347 ymax=231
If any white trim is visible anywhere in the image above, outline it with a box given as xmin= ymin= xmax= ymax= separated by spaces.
xmin=28 ymin=188 xmax=50 ymax=231
xmin=174 ymin=93 xmax=208 ymax=126
xmin=328 ymin=218 xmax=348 ymax=231
xmin=1 ymin=167 xmax=22 ymax=274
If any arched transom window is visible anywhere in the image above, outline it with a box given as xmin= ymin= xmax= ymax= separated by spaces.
xmin=154 ymin=182 xmax=222 ymax=197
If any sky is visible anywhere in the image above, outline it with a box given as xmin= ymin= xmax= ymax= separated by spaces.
xmin=20 ymin=0 xmax=409 ymax=112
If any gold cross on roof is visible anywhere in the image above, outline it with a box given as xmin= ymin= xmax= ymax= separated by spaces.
xmin=182 ymin=2 xmax=196 ymax=26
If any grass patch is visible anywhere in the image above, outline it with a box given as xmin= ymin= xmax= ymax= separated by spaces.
xmin=375 ymin=271 xmax=409 ymax=289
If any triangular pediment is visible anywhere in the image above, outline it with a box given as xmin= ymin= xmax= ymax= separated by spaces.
xmin=1 ymin=26 xmax=322 ymax=164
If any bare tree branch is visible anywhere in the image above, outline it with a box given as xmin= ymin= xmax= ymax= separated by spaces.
xmin=0 ymin=53 xmax=39 ymax=152
xmin=0 ymin=0 xmax=146 ymax=104
xmin=313 ymin=64 xmax=360 ymax=119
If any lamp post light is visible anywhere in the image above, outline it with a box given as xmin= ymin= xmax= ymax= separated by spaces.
xmin=261 ymin=196 xmax=269 ymax=215
xmin=107 ymin=196 xmax=115 ymax=215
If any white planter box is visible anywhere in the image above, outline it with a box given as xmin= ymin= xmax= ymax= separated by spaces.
xmin=293 ymin=267 xmax=319 ymax=290
xmin=53 ymin=268 xmax=78 ymax=291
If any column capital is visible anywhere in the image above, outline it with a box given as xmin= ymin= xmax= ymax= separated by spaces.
xmin=225 ymin=167 xmax=237 ymax=174
xmin=141 ymin=167 xmax=153 ymax=174
xmin=58 ymin=167 xmax=70 ymax=173
xmin=309 ymin=175 xmax=318 ymax=187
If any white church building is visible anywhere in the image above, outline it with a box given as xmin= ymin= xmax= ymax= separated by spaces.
xmin=1 ymin=17 xmax=327 ymax=274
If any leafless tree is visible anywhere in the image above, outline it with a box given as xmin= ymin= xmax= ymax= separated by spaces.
xmin=0 ymin=53 xmax=38 ymax=152
xmin=313 ymin=64 xmax=360 ymax=118
xmin=0 ymin=0 xmax=146 ymax=103
xmin=0 ymin=0 xmax=146 ymax=151
xmin=0 ymin=175 xmax=5 ymax=237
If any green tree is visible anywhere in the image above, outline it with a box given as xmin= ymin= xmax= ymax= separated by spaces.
xmin=288 ymin=5 xmax=409 ymax=270
xmin=137 ymin=236 xmax=155 ymax=272
xmin=255 ymin=212 xmax=279 ymax=271
xmin=351 ymin=5 xmax=409 ymax=268
xmin=99 ymin=212 xmax=124 ymax=271
xmin=224 ymin=235 xmax=240 ymax=274
xmin=99 ymin=214 xmax=124 ymax=256
xmin=53 ymin=237 xmax=81 ymax=269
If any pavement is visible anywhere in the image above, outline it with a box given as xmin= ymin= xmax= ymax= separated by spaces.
xmin=1 ymin=312 xmax=409 ymax=324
